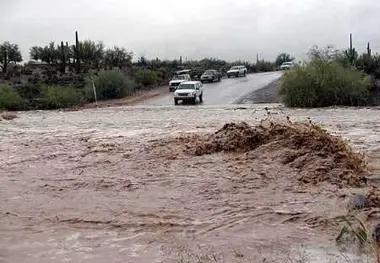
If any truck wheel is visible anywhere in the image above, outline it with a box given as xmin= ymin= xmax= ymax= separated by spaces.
xmin=236 ymin=73 xmax=239 ymax=78
xmin=199 ymin=93 xmax=203 ymax=103
xmin=227 ymin=75 xmax=230 ymax=78
xmin=192 ymin=97 xmax=197 ymax=105
xmin=174 ymin=99 xmax=178 ymax=105
xmin=243 ymin=72 xmax=246 ymax=77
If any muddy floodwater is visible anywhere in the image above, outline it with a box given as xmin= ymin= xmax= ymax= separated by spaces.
xmin=1 ymin=104 xmax=380 ymax=263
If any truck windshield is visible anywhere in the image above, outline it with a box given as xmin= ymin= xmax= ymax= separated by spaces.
xmin=177 ymin=84 xmax=195 ymax=90
xmin=172 ymin=75 xmax=186 ymax=80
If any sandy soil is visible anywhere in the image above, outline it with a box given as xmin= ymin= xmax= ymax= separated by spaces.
xmin=1 ymin=104 xmax=380 ymax=262
xmin=72 ymin=85 xmax=170 ymax=110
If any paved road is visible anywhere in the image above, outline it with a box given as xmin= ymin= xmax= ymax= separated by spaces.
xmin=140 ymin=71 xmax=283 ymax=106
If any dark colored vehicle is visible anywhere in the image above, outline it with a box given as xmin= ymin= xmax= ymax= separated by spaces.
xmin=200 ymin=70 xmax=221 ymax=83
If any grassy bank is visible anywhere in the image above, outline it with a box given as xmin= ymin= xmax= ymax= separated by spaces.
xmin=279 ymin=46 xmax=379 ymax=108
xmin=0 ymin=70 xmax=154 ymax=111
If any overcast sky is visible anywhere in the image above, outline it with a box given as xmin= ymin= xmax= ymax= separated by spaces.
xmin=2 ymin=0 xmax=380 ymax=62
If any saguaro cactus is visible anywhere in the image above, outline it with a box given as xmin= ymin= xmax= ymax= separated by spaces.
xmin=2 ymin=48 xmax=8 ymax=73
xmin=367 ymin=42 xmax=372 ymax=57
xmin=60 ymin=41 xmax=66 ymax=73
xmin=345 ymin=33 xmax=357 ymax=65
xmin=74 ymin=31 xmax=80 ymax=73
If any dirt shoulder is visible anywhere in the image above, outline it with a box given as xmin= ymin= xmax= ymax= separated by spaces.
xmin=72 ymin=85 xmax=170 ymax=110
xmin=236 ymin=78 xmax=283 ymax=104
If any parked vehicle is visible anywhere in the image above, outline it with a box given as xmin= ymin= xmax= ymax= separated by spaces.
xmin=169 ymin=74 xmax=191 ymax=92
xmin=200 ymin=70 xmax=221 ymax=83
xmin=175 ymin=69 xmax=192 ymax=75
xmin=280 ymin=61 xmax=295 ymax=70
xmin=174 ymin=81 xmax=203 ymax=105
xmin=227 ymin=66 xmax=247 ymax=78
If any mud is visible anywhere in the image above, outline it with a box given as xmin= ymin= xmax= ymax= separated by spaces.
xmin=365 ymin=188 xmax=380 ymax=208
xmin=1 ymin=111 xmax=18 ymax=120
xmin=157 ymin=120 xmax=367 ymax=187
xmin=1 ymin=104 xmax=380 ymax=262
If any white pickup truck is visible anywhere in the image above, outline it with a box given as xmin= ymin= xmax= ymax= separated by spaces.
xmin=227 ymin=65 xmax=247 ymax=78
xmin=169 ymin=74 xmax=191 ymax=92
xmin=174 ymin=81 xmax=203 ymax=105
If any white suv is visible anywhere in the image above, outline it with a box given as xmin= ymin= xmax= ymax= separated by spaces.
xmin=280 ymin=61 xmax=295 ymax=70
xmin=227 ymin=65 xmax=247 ymax=78
xmin=174 ymin=81 xmax=204 ymax=105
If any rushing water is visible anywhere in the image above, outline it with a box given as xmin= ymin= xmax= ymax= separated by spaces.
xmin=1 ymin=104 xmax=380 ymax=263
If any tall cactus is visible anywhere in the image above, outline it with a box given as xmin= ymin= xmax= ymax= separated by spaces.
xmin=367 ymin=42 xmax=372 ymax=57
xmin=60 ymin=41 xmax=66 ymax=73
xmin=74 ymin=31 xmax=80 ymax=73
xmin=345 ymin=33 xmax=357 ymax=65
xmin=2 ymin=48 xmax=8 ymax=73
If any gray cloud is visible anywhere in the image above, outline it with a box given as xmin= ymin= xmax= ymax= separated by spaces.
xmin=2 ymin=0 xmax=380 ymax=62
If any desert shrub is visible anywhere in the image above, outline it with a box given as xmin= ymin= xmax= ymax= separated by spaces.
xmin=135 ymin=69 xmax=158 ymax=87
xmin=255 ymin=60 xmax=275 ymax=72
xmin=0 ymin=84 xmax=23 ymax=110
xmin=280 ymin=58 xmax=371 ymax=107
xmin=86 ymin=70 xmax=135 ymax=101
xmin=40 ymin=85 xmax=80 ymax=109
xmin=15 ymin=82 xmax=42 ymax=101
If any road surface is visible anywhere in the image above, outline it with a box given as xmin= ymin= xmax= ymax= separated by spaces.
xmin=140 ymin=71 xmax=282 ymax=106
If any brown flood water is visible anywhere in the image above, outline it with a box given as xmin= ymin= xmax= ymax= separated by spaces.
xmin=1 ymin=104 xmax=380 ymax=263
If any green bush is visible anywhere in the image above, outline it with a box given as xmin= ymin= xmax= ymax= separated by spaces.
xmin=41 ymin=85 xmax=80 ymax=109
xmin=86 ymin=70 xmax=135 ymax=101
xmin=0 ymin=84 xmax=23 ymax=110
xmin=280 ymin=58 xmax=371 ymax=107
xmin=256 ymin=60 xmax=275 ymax=72
xmin=135 ymin=69 xmax=158 ymax=87
xmin=16 ymin=82 xmax=42 ymax=101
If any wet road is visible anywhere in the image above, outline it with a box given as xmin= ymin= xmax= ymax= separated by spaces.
xmin=140 ymin=72 xmax=282 ymax=105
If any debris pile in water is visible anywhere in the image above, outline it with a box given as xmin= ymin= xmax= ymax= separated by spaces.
xmin=365 ymin=188 xmax=380 ymax=208
xmin=184 ymin=121 xmax=367 ymax=187
xmin=1 ymin=112 xmax=18 ymax=120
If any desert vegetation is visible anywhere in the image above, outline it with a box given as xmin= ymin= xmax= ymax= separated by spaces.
xmin=0 ymin=31 xmax=279 ymax=111
xmin=281 ymin=34 xmax=380 ymax=108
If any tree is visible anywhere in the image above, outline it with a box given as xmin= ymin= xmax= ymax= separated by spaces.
xmin=307 ymin=45 xmax=342 ymax=62
xmin=29 ymin=42 xmax=60 ymax=65
xmin=0 ymin=42 xmax=22 ymax=73
xmin=137 ymin=56 xmax=148 ymax=67
xmin=30 ymin=46 xmax=43 ymax=61
xmin=104 ymin=46 xmax=133 ymax=69
xmin=275 ymin=53 xmax=294 ymax=66
xmin=80 ymin=40 xmax=104 ymax=70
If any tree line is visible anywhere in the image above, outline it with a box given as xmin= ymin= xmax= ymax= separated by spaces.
xmin=0 ymin=32 xmax=294 ymax=76
xmin=0 ymin=41 xmax=132 ymax=74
